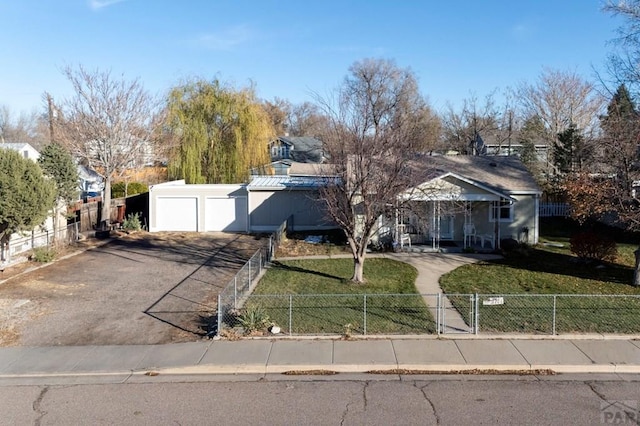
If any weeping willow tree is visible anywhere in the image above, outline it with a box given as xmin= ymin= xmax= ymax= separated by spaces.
xmin=166 ymin=79 xmax=273 ymax=184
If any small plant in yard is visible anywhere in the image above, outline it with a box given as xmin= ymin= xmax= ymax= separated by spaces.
xmin=122 ymin=213 xmax=142 ymax=232
xmin=31 ymin=246 xmax=56 ymax=263
xmin=236 ymin=305 xmax=271 ymax=334
xmin=342 ymin=323 xmax=357 ymax=339
xmin=570 ymin=231 xmax=617 ymax=263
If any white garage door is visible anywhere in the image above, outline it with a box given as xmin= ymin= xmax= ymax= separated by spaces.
xmin=205 ymin=197 xmax=247 ymax=232
xmin=156 ymin=197 xmax=198 ymax=231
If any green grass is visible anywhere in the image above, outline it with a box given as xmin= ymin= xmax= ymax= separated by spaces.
xmin=441 ymin=241 xmax=640 ymax=334
xmin=246 ymin=258 xmax=435 ymax=335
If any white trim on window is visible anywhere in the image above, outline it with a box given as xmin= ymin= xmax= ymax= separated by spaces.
xmin=490 ymin=199 xmax=513 ymax=222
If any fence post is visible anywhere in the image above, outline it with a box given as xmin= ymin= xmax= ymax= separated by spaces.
xmin=437 ymin=293 xmax=441 ymax=335
xmin=217 ymin=294 xmax=222 ymax=337
xmin=289 ymin=295 xmax=293 ymax=335
xmin=234 ymin=276 xmax=238 ymax=309
xmin=363 ymin=294 xmax=367 ymax=336
xmin=474 ymin=293 xmax=479 ymax=335
xmin=552 ymin=295 xmax=557 ymax=336
xmin=248 ymin=260 xmax=252 ymax=288
xmin=442 ymin=295 xmax=446 ymax=333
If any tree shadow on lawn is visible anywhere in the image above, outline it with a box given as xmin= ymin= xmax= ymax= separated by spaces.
xmin=268 ymin=261 xmax=347 ymax=282
xmin=487 ymin=247 xmax=634 ymax=286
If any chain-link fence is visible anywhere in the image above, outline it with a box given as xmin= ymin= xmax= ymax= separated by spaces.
xmin=218 ymin=292 xmax=640 ymax=337
xmin=224 ymin=293 xmax=438 ymax=336
xmin=474 ymin=294 xmax=640 ymax=335
xmin=6 ymin=223 xmax=81 ymax=259
xmin=216 ymin=218 xmax=290 ymax=335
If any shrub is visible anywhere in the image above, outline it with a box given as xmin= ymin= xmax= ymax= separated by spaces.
xmin=111 ymin=182 xmax=149 ymax=198
xmin=570 ymin=231 xmax=617 ymax=263
xmin=236 ymin=305 xmax=271 ymax=334
xmin=122 ymin=213 xmax=142 ymax=231
xmin=31 ymin=246 xmax=56 ymax=263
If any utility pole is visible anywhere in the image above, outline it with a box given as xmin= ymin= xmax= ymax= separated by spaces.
xmin=45 ymin=92 xmax=55 ymax=144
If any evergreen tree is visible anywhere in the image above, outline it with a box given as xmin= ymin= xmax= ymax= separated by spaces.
xmin=517 ymin=115 xmax=546 ymax=173
xmin=166 ymin=79 xmax=273 ymax=184
xmin=554 ymin=124 xmax=589 ymax=174
xmin=38 ymin=143 xmax=79 ymax=243
xmin=0 ymin=149 xmax=55 ymax=261
xmin=599 ymin=84 xmax=639 ymax=191
xmin=38 ymin=143 xmax=79 ymax=204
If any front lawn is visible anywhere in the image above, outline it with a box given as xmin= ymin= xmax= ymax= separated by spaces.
xmin=247 ymin=258 xmax=435 ymax=335
xmin=440 ymin=241 xmax=640 ymax=334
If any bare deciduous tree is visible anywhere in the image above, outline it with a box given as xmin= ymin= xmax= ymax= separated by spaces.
xmin=517 ymin=69 xmax=603 ymax=143
xmin=288 ymin=101 xmax=331 ymax=137
xmin=262 ymin=97 xmax=292 ymax=136
xmin=441 ymin=92 xmax=504 ymax=155
xmin=0 ymin=105 xmax=49 ymax=150
xmin=55 ymin=65 xmax=160 ymax=228
xmin=316 ymin=58 xmax=430 ymax=283
xmin=603 ymin=1 xmax=640 ymax=95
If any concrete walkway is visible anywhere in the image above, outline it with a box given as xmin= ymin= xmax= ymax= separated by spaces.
xmin=387 ymin=252 xmax=501 ymax=333
xmin=2 ymin=336 xmax=640 ymax=385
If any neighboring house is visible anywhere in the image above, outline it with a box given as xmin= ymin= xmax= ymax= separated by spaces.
xmin=149 ymin=154 xmax=541 ymax=251
xmin=0 ymin=142 xmax=40 ymax=161
xmin=77 ymin=164 xmax=105 ymax=200
xmin=269 ymin=136 xmax=325 ymax=163
xmin=474 ymin=131 xmax=551 ymax=172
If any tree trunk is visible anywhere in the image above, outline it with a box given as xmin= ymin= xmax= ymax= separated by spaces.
xmin=633 ymin=248 xmax=640 ymax=286
xmin=51 ymin=204 xmax=58 ymax=244
xmin=351 ymin=253 xmax=365 ymax=283
xmin=101 ymin=176 xmax=112 ymax=229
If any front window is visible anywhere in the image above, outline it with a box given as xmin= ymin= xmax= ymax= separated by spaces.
xmin=490 ymin=199 xmax=513 ymax=222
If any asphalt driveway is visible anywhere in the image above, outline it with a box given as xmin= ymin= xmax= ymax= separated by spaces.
xmin=0 ymin=232 xmax=267 ymax=346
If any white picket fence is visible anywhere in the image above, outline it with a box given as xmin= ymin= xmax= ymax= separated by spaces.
xmin=539 ymin=203 xmax=569 ymax=217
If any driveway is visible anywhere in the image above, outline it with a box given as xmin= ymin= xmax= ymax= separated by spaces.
xmin=0 ymin=232 xmax=266 ymax=346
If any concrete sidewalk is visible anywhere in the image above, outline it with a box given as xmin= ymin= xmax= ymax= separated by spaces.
xmin=2 ymin=336 xmax=640 ymax=384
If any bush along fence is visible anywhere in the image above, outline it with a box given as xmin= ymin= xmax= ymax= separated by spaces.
xmin=217 ymin=292 xmax=640 ymax=337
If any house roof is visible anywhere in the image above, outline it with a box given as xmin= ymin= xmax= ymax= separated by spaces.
xmin=1 ymin=142 xmax=32 ymax=149
xmin=288 ymin=162 xmax=336 ymax=176
xmin=247 ymin=175 xmax=335 ymax=190
xmin=0 ymin=142 xmax=38 ymax=153
xmin=278 ymin=136 xmax=325 ymax=163
xmin=416 ymin=155 xmax=541 ymax=195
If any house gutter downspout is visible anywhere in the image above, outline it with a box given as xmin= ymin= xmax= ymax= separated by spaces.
xmin=246 ymin=185 xmax=252 ymax=233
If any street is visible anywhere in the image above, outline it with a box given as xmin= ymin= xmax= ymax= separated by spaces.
xmin=2 ymin=375 xmax=639 ymax=425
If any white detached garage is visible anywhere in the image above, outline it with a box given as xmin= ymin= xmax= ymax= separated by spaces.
xmin=149 ymin=176 xmax=335 ymax=234
xmin=149 ymin=180 xmax=248 ymax=232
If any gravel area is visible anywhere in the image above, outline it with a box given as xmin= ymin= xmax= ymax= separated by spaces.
xmin=0 ymin=232 xmax=266 ymax=346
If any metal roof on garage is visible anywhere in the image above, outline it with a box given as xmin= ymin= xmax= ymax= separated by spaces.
xmin=247 ymin=175 xmax=335 ymax=190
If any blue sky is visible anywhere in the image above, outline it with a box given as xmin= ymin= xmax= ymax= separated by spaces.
xmin=0 ymin=0 xmax=622 ymax=116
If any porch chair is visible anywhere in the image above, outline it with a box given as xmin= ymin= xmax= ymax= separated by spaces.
xmin=479 ymin=233 xmax=495 ymax=249
xmin=400 ymin=230 xmax=411 ymax=250
xmin=463 ymin=223 xmax=477 ymax=247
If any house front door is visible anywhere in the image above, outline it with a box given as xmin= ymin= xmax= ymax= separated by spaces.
xmin=439 ymin=216 xmax=455 ymax=240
